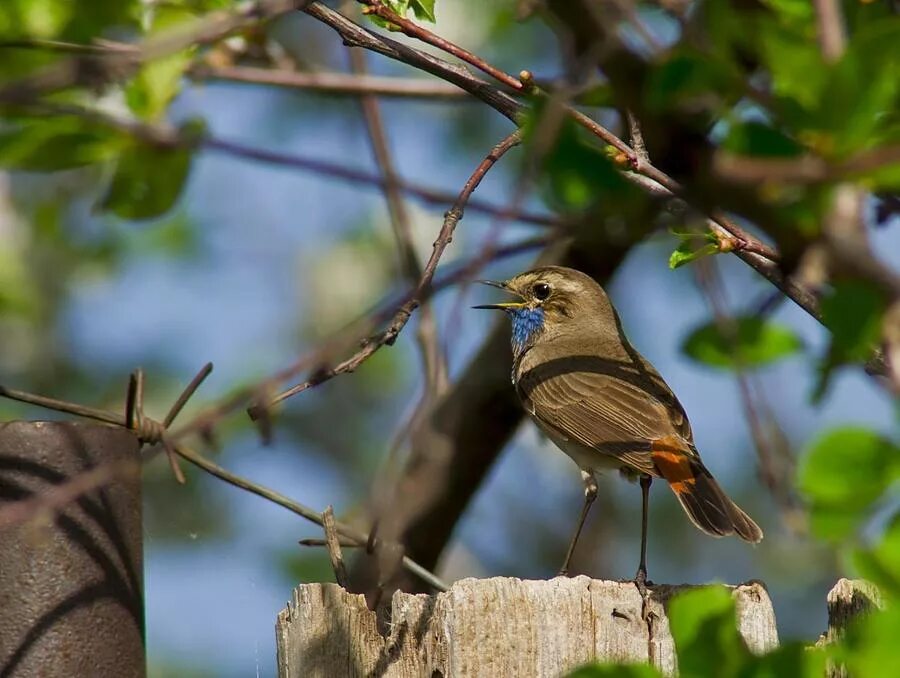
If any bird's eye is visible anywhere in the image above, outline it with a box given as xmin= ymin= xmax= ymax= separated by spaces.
xmin=533 ymin=282 xmax=551 ymax=301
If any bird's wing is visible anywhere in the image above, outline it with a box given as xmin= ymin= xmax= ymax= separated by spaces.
xmin=517 ymin=357 xmax=691 ymax=476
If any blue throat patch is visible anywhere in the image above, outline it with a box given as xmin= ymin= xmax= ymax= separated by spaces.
xmin=509 ymin=306 xmax=545 ymax=355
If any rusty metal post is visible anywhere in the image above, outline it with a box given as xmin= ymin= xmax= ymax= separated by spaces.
xmin=0 ymin=421 xmax=144 ymax=678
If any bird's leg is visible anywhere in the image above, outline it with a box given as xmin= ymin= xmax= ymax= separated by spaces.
xmin=634 ymin=475 xmax=653 ymax=596
xmin=558 ymin=470 xmax=598 ymax=577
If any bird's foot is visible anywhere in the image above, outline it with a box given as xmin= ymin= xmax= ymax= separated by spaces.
xmin=556 ymin=567 xmax=570 ymax=578
xmin=633 ymin=566 xmax=653 ymax=588
xmin=633 ymin=566 xmax=654 ymax=620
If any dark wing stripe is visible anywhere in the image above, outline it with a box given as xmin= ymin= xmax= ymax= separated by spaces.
xmin=519 ymin=364 xmax=682 ymax=476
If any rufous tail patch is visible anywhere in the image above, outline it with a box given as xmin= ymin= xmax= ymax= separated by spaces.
xmin=651 ymin=435 xmax=696 ymax=494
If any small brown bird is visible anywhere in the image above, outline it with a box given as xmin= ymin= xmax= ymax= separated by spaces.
xmin=475 ymin=265 xmax=762 ymax=582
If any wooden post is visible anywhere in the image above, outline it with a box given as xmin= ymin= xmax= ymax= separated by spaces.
xmin=276 ymin=577 xmax=778 ymax=677
xmin=817 ymin=578 xmax=883 ymax=678
xmin=0 ymin=421 xmax=144 ymax=678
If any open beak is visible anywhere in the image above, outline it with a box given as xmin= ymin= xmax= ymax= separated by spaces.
xmin=472 ymin=280 xmax=526 ymax=310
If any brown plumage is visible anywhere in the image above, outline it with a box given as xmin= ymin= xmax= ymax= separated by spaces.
xmin=475 ymin=265 xmax=762 ymax=578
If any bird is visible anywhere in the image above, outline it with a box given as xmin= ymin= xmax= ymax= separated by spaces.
xmin=473 ymin=265 xmax=762 ymax=583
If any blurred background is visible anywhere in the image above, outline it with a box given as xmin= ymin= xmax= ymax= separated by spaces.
xmin=1 ymin=1 xmax=898 ymax=676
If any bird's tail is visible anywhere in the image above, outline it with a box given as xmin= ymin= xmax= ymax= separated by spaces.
xmin=651 ymin=438 xmax=763 ymax=543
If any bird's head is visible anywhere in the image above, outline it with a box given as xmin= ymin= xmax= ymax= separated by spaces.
xmin=474 ymin=265 xmax=616 ymax=356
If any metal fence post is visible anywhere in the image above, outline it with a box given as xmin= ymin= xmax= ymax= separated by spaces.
xmin=0 ymin=421 xmax=144 ymax=678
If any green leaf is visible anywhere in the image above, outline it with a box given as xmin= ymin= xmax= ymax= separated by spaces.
xmin=761 ymin=0 xmax=814 ymax=26
xmin=722 ymin=121 xmax=805 ymax=158
xmin=126 ymin=52 xmax=192 ymax=120
xmin=837 ymin=605 xmax=900 ymax=677
xmin=681 ymin=317 xmax=803 ymax=369
xmin=277 ymin=549 xmax=335 ymax=585
xmin=566 ymin=664 xmax=662 ymax=678
xmin=97 ymin=139 xmax=192 ymax=220
xmin=854 ymin=512 xmax=900 ymax=598
xmin=668 ymin=230 xmax=721 ymax=269
xmin=125 ymin=5 xmax=195 ymax=120
xmin=798 ymin=427 xmax=899 ymax=541
xmin=757 ymin=18 xmax=826 ymax=112
xmin=668 ymin=586 xmax=750 ymax=678
xmin=669 ymin=241 xmax=719 ymax=269
xmin=822 ymin=280 xmax=886 ymax=360
xmin=814 ymin=281 xmax=887 ymax=398
xmin=410 ymin=0 xmax=435 ymax=22
xmin=525 ymin=108 xmax=632 ymax=215
xmin=0 ymin=117 xmax=122 ymax=171
xmin=743 ymin=642 xmax=826 ymax=678
xmin=645 ymin=48 xmax=738 ymax=114
xmin=817 ymin=281 xmax=885 ymax=390
xmin=5 ymin=0 xmax=71 ymax=38
xmin=822 ymin=19 xmax=900 ymax=153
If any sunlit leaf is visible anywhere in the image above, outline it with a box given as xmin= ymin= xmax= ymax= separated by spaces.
xmin=125 ymin=5 xmax=195 ymax=120
xmin=837 ymin=605 xmax=900 ymax=677
xmin=410 ymin=0 xmax=436 ymax=22
xmin=668 ymin=230 xmax=721 ymax=270
xmin=854 ymin=512 xmax=900 ymax=598
xmin=743 ymin=643 xmax=826 ymax=678
xmin=668 ymin=586 xmax=750 ymax=677
xmin=823 ymin=19 xmax=900 ymax=153
xmin=798 ymin=427 xmax=899 ymax=541
xmin=758 ymin=20 xmax=825 ymax=111
xmin=566 ymin=664 xmax=662 ymax=678
xmin=0 ymin=117 xmax=122 ymax=171
xmin=682 ymin=317 xmax=803 ymax=369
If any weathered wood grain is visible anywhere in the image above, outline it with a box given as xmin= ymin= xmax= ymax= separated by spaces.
xmin=817 ymin=578 xmax=883 ymax=678
xmin=276 ymin=577 xmax=778 ymax=678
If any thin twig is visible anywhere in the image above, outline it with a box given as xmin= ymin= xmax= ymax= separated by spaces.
xmin=357 ymin=0 xmax=525 ymax=91
xmin=303 ymin=4 xmax=785 ymax=273
xmin=713 ymin=145 xmax=900 ymax=185
xmin=813 ymin=0 xmax=846 ymax=63
xmin=0 ymin=378 xmax=449 ymax=591
xmin=173 ymin=441 xmax=447 ymax=590
xmin=322 ymin=505 xmax=349 ymax=587
xmin=258 ymin=128 xmax=523 ymax=410
xmin=190 ymin=63 xmax=471 ymax=100
xmin=694 ymin=259 xmax=802 ymax=528
xmin=0 ymin=38 xmax=135 ymax=55
xmin=348 ymin=45 xmax=448 ymax=398
xmin=203 ymin=136 xmax=559 ymax=227
xmin=1 ymin=99 xmax=558 ymax=227
xmin=303 ymin=3 xmax=523 ymax=121
xmin=0 ymin=0 xmax=314 ymax=104
xmin=299 ymin=537 xmax=360 ymax=548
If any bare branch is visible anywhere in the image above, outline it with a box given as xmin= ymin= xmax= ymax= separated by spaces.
xmin=189 ymin=63 xmax=471 ymax=100
xmin=0 ymin=377 xmax=449 ymax=592
xmin=713 ymin=145 xmax=900 ymax=185
xmin=3 ymin=99 xmax=558 ymax=227
xmin=813 ymin=0 xmax=847 ymax=63
xmin=322 ymin=505 xmax=349 ymax=588
xmin=356 ymin=0 xmax=526 ymax=91
xmin=348 ymin=45 xmax=448 ymax=398
xmin=257 ymin=128 xmax=523 ymax=411
xmin=0 ymin=0 xmax=314 ymax=104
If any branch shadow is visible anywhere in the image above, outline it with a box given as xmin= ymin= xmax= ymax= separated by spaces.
xmin=0 ymin=425 xmax=143 ymax=677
